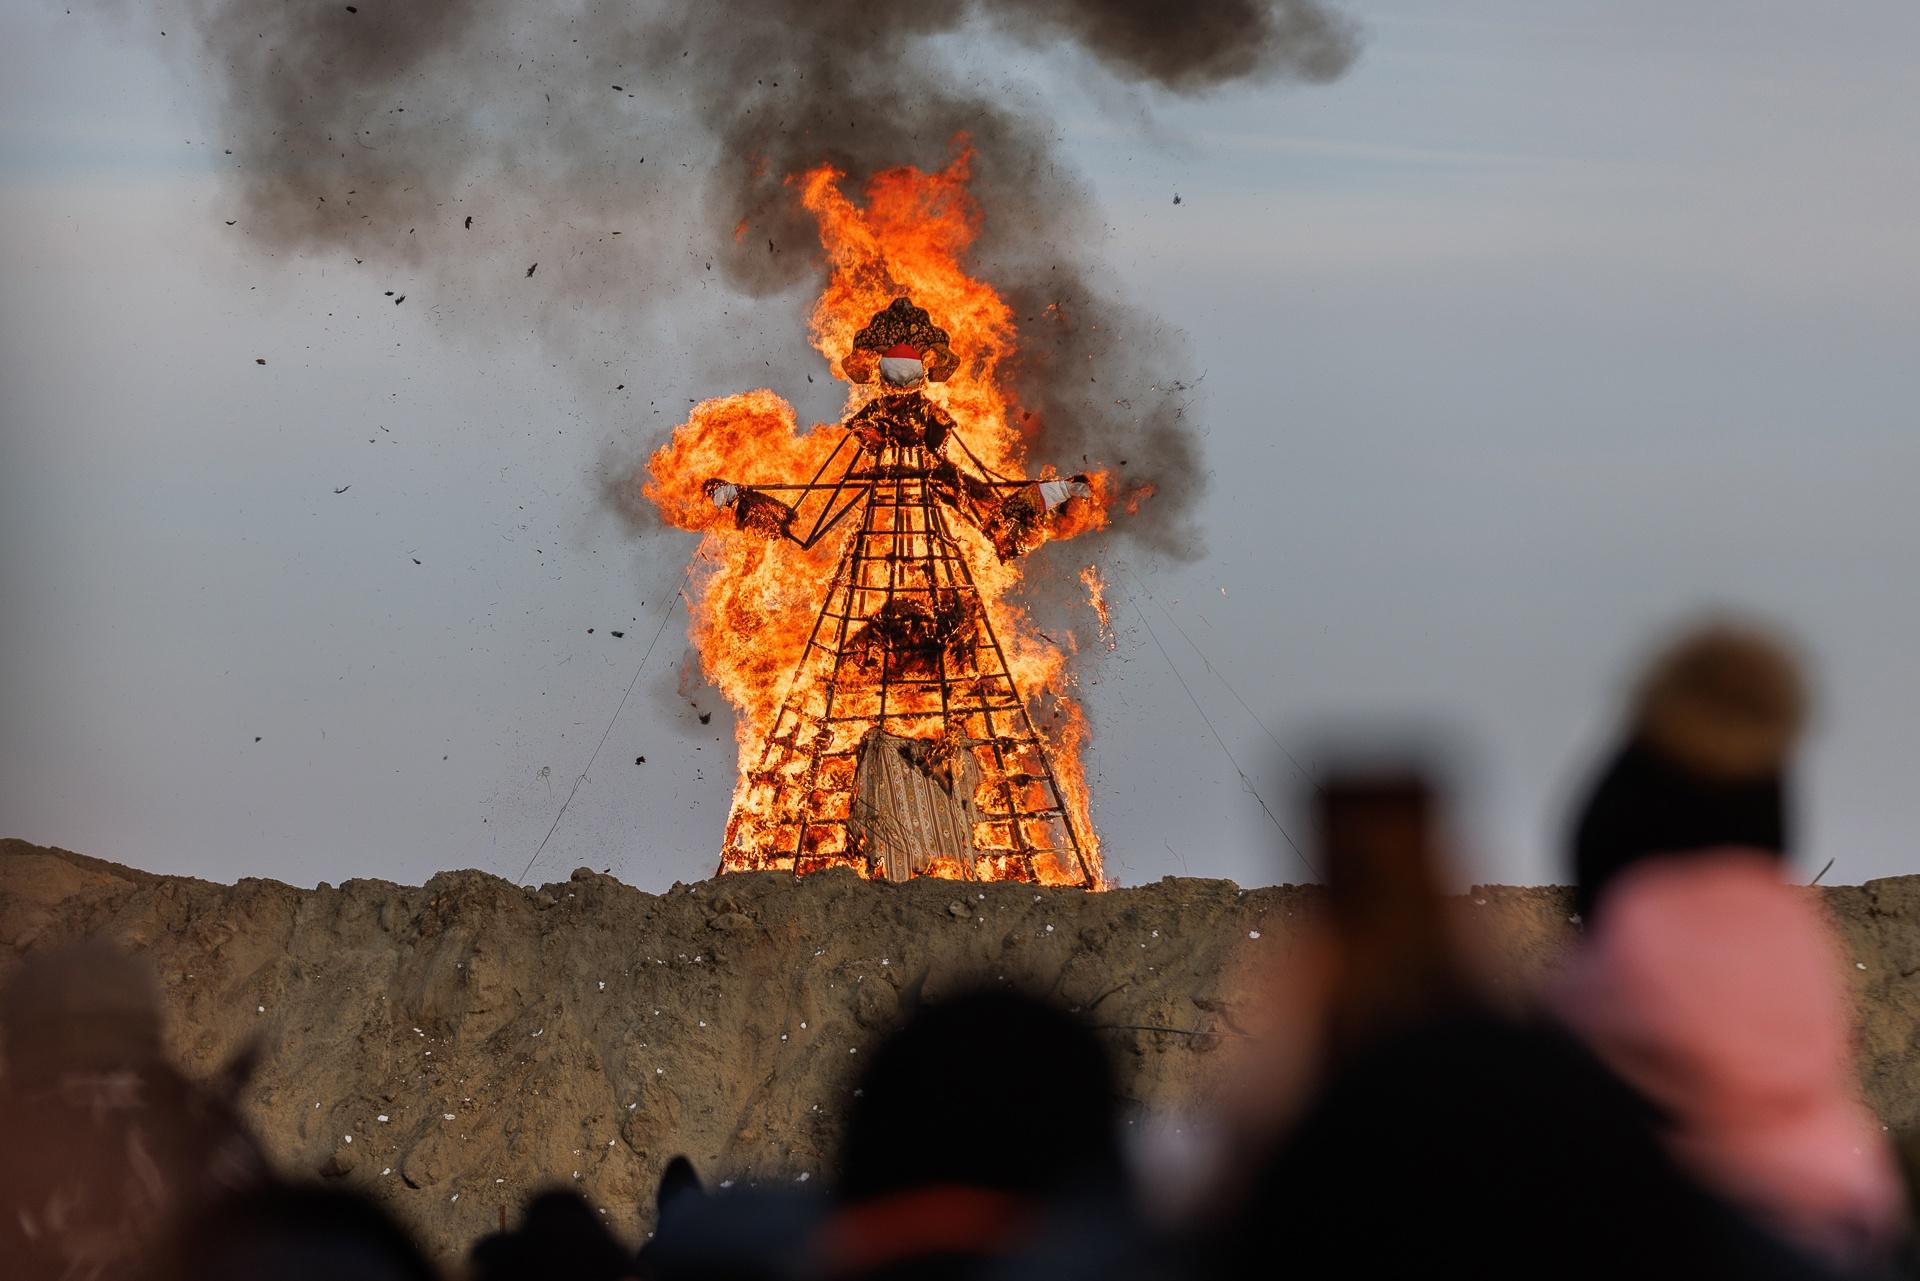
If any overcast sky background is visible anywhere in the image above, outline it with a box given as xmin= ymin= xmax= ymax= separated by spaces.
xmin=3 ymin=2 xmax=1917 ymax=892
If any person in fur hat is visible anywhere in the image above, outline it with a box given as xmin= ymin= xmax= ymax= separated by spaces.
xmin=1552 ymin=620 xmax=1906 ymax=1266
xmin=1568 ymin=620 xmax=1807 ymax=922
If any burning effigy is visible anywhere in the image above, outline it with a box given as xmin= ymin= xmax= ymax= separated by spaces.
xmin=646 ymin=152 xmax=1111 ymax=888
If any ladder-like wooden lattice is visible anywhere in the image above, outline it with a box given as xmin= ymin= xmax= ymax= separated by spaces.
xmin=721 ymin=436 xmax=1093 ymax=885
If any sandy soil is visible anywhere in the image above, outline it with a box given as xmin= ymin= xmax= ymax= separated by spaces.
xmin=3 ymin=837 xmax=1916 ymax=1258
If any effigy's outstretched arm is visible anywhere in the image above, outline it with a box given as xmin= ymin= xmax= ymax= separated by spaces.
xmin=702 ymin=478 xmax=801 ymax=540
xmin=702 ymin=429 xmax=875 ymax=550
xmin=931 ymin=430 xmax=1093 ymax=560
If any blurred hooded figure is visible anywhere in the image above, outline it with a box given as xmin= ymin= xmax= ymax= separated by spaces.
xmin=1310 ymin=767 xmax=1474 ymax=1059
xmin=637 ymin=1156 xmax=826 ymax=1281
xmin=1187 ymin=762 xmax=1480 ymax=1215
xmin=144 ymin=1182 xmax=437 ymax=1281
xmin=816 ymin=988 xmax=1136 ymax=1281
xmin=469 ymin=1189 xmax=635 ymax=1281
xmin=0 ymin=942 xmax=268 ymax=1281
xmin=1553 ymin=622 xmax=1906 ymax=1265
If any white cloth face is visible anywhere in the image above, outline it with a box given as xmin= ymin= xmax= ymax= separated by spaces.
xmin=878 ymin=356 xmax=926 ymax=388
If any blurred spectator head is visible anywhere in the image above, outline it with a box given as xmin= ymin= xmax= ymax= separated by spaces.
xmin=148 ymin=1183 xmax=437 ymax=1281
xmin=1194 ymin=756 xmax=1475 ymax=1224
xmin=1571 ymin=620 xmax=1807 ymax=921
xmin=470 ymin=1189 xmax=633 ymax=1281
xmin=838 ymin=987 xmax=1122 ymax=1203
xmin=821 ymin=989 xmax=1123 ymax=1281
xmin=640 ymin=1155 xmax=824 ymax=1281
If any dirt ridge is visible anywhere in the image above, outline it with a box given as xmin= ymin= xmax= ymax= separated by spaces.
xmin=4 ymin=837 xmax=1917 ymax=1257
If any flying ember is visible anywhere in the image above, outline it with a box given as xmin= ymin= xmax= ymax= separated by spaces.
xmin=646 ymin=150 xmax=1113 ymax=888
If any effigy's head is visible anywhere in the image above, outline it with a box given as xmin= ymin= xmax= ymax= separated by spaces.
xmin=841 ymin=297 xmax=960 ymax=392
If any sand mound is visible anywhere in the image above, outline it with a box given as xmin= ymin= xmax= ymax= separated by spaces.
xmin=4 ymin=837 xmax=1917 ymax=1257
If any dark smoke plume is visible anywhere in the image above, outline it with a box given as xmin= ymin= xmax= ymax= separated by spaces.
xmin=144 ymin=0 xmax=1357 ymax=555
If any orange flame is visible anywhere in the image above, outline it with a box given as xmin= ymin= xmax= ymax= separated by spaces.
xmin=646 ymin=145 xmax=1108 ymax=888
xmin=1080 ymin=566 xmax=1116 ymax=652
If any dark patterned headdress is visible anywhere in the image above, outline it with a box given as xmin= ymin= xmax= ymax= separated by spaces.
xmin=841 ymin=297 xmax=960 ymax=384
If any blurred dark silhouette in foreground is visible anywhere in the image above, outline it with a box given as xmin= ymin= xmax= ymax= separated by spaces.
xmin=818 ymin=988 xmax=1138 ymax=1281
xmin=146 ymin=1182 xmax=436 ymax=1281
xmin=637 ymin=1153 xmax=822 ymax=1281
xmin=471 ymin=1187 xmax=637 ymax=1281
xmin=1313 ymin=762 xmax=1472 ymax=1060
xmin=836 ymin=988 xmax=1122 ymax=1206
xmin=0 ymin=941 xmax=269 ymax=1281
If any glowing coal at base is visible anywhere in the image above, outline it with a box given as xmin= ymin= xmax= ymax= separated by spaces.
xmin=645 ymin=150 xmax=1117 ymax=888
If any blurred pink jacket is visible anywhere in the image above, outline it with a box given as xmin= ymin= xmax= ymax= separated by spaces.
xmin=1552 ymin=849 xmax=1905 ymax=1263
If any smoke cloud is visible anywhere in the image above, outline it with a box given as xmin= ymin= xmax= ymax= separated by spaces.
xmin=142 ymin=0 xmax=1357 ymax=555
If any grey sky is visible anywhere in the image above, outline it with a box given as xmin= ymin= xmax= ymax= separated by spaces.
xmin=3 ymin=2 xmax=1917 ymax=891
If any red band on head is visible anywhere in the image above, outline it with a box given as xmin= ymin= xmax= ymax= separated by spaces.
xmin=816 ymin=1186 xmax=1032 ymax=1277
xmin=881 ymin=343 xmax=921 ymax=360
